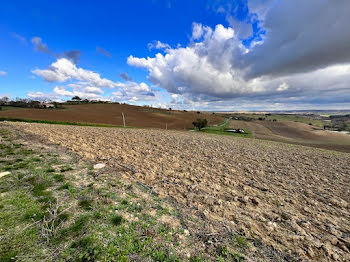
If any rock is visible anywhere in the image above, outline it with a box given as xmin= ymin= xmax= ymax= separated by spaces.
xmin=183 ymin=229 xmax=190 ymax=236
xmin=331 ymin=252 xmax=339 ymax=260
xmin=329 ymin=236 xmax=338 ymax=246
xmin=93 ymin=163 xmax=106 ymax=170
xmin=0 ymin=171 xmax=11 ymax=178
xmin=238 ymin=196 xmax=248 ymax=204
xmin=281 ymin=212 xmax=291 ymax=221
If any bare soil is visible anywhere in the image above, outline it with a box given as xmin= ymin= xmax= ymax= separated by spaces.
xmin=229 ymin=120 xmax=350 ymax=153
xmin=0 ymin=104 xmax=223 ymax=130
xmin=7 ymin=122 xmax=350 ymax=261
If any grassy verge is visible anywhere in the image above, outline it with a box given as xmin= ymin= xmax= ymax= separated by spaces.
xmin=0 ymin=127 xmax=249 ymax=261
xmin=199 ymin=118 xmax=252 ymax=138
xmin=0 ymin=117 xmax=130 ymax=128
xmin=0 ymin=106 xmax=22 ymax=111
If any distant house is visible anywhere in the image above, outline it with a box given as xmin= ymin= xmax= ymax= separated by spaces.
xmin=42 ymin=103 xmax=55 ymax=108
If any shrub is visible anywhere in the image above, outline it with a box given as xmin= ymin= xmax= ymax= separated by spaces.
xmin=192 ymin=119 xmax=208 ymax=131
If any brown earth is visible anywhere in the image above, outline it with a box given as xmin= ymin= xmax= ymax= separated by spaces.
xmin=7 ymin=122 xmax=350 ymax=261
xmin=0 ymin=104 xmax=223 ymax=130
xmin=2 ymin=104 xmax=350 ymax=152
xmin=229 ymin=120 xmax=350 ymax=153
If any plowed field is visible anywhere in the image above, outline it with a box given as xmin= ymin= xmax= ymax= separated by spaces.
xmin=7 ymin=122 xmax=350 ymax=261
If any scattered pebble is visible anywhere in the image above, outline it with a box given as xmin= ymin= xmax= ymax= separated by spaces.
xmin=93 ymin=163 xmax=106 ymax=170
xmin=0 ymin=171 xmax=11 ymax=178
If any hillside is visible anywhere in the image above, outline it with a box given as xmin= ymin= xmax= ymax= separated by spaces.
xmin=228 ymin=119 xmax=350 ymax=153
xmin=3 ymin=122 xmax=350 ymax=261
xmin=0 ymin=104 xmax=223 ymax=130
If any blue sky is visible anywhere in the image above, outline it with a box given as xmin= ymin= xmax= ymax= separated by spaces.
xmin=1 ymin=0 xmax=350 ymax=110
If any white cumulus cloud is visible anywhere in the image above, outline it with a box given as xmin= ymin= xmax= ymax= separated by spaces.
xmin=148 ymin=41 xmax=171 ymax=51
xmin=127 ymin=0 xmax=350 ymax=109
xmin=33 ymin=58 xmax=117 ymax=88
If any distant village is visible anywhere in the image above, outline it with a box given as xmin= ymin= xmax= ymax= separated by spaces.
xmin=0 ymin=96 xmax=112 ymax=109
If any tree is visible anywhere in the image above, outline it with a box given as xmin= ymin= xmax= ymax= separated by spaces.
xmin=0 ymin=96 xmax=9 ymax=105
xmin=192 ymin=118 xmax=208 ymax=131
xmin=72 ymin=96 xmax=82 ymax=101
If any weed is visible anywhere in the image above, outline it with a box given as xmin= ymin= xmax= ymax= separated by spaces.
xmin=157 ymin=224 xmax=170 ymax=234
xmin=58 ymin=182 xmax=73 ymax=191
xmin=37 ymin=195 xmax=57 ymax=205
xmin=70 ymin=215 xmax=90 ymax=233
xmin=233 ymin=234 xmax=247 ymax=248
xmin=127 ymin=202 xmax=143 ymax=213
xmin=78 ymin=198 xmax=94 ymax=210
xmin=0 ymin=250 xmax=17 ymax=262
xmin=32 ymin=181 xmax=52 ymax=197
xmin=121 ymin=199 xmax=128 ymax=205
xmin=60 ymin=165 xmax=73 ymax=172
xmin=23 ymin=207 xmax=44 ymax=221
xmin=45 ymin=167 xmax=55 ymax=173
xmin=190 ymin=255 xmax=206 ymax=262
xmin=53 ymin=174 xmax=65 ymax=182
xmin=31 ymin=157 xmax=41 ymax=162
xmin=111 ymin=214 xmax=124 ymax=226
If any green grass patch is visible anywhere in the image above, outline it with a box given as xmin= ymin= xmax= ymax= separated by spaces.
xmin=58 ymin=182 xmax=73 ymax=191
xmin=111 ymin=214 xmax=124 ymax=226
xmin=53 ymin=174 xmax=65 ymax=182
xmin=60 ymin=165 xmax=73 ymax=172
xmin=78 ymin=198 xmax=94 ymax=210
xmin=0 ymin=106 xmax=21 ymax=111
xmin=197 ymin=118 xmax=252 ymax=138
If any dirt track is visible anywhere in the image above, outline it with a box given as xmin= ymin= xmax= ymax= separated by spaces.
xmin=7 ymin=122 xmax=350 ymax=261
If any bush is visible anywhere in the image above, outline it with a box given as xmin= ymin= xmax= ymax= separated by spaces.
xmin=192 ymin=119 xmax=208 ymax=131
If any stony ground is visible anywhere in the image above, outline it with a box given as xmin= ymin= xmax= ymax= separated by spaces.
xmin=7 ymin=122 xmax=350 ymax=261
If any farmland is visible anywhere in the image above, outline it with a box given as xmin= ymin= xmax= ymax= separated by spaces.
xmin=1 ymin=104 xmax=350 ymax=152
xmin=0 ymin=104 xmax=223 ymax=130
xmin=228 ymin=119 xmax=350 ymax=153
xmin=3 ymin=122 xmax=350 ymax=261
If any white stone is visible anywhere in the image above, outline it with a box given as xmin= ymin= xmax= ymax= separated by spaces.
xmin=0 ymin=171 xmax=11 ymax=178
xmin=93 ymin=163 xmax=106 ymax=170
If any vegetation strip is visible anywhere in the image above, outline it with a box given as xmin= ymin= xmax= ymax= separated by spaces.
xmin=0 ymin=117 xmax=126 ymax=128
xmin=195 ymin=118 xmax=252 ymax=138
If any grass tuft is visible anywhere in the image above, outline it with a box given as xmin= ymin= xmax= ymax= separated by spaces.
xmin=78 ymin=198 xmax=94 ymax=210
xmin=111 ymin=214 xmax=124 ymax=226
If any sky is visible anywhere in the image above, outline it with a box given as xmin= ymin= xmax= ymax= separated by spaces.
xmin=1 ymin=0 xmax=350 ymax=111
